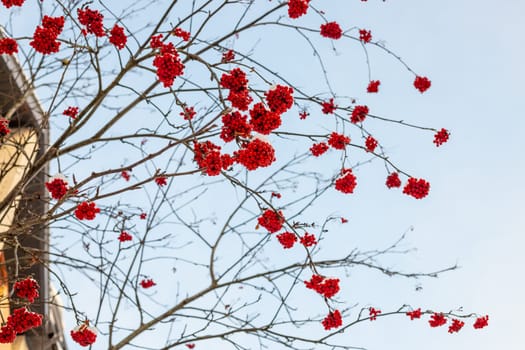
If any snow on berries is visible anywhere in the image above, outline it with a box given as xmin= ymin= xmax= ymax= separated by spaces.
xmin=13 ymin=277 xmax=39 ymax=303
xmin=265 ymin=85 xmax=294 ymax=114
xmin=71 ymin=322 xmax=97 ymax=347
xmin=335 ymin=169 xmax=357 ymax=194
xmin=45 ymin=176 xmax=69 ymax=199
xmin=74 ymin=201 xmax=101 ymax=220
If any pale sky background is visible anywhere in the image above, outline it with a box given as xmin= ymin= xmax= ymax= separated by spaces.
xmin=324 ymin=1 xmax=525 ymax=349
xmin=3 ymin=1 xmax=525 ymax=349
xmin=52 ymin=1 xmax=525 ymax=349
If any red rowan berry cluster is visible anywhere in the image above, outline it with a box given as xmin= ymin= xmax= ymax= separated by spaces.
xmin=350 ymin=105 xmax=369 ymax=123
xmin=77 ymin=7 xmax=105 ymax=37
xmin=194 ymin=141 xmax=233 ymax=175
xmin=221 ymin=111 xmax=252 ymax=142
xmin=1 ymin=0 xmax=24 ymax=8
xmin=155 ymin=176 xmax=167 ymax=186
xmin=288 ymin=0 xmax=310 ymax=19
xmin=220 ymin=68 xmax=252 ymax=110
xmin=151 ymin=37 xmax=185 ymax=88
xmin=140 ymin=278 xmax=156 ymax=289
xmin=180 ymin=106 xmax=196 ymax=120
xmin=359 ymin=29 xmax=372 ymax=43
xmin=109 ymin=24 xmax=127 ymax=49
xmin=30 ymin=15 xmax=64 ymax=54
xmin=222 ymin=49 xmax=235 ymax=63
xmin=365 ymin=135 xmax=378 ymax=152
xmin=63 ymin=106 xmax=79 ymax=119
xmin=406 ymin=308 xmax=422 ymax=320
xmin=265 ymin=85 xmax=294 ymax=114
xmin=276 ymin=231 xmax=297 ymax=248
xmin=118 ymin=231 xmax=132 ymax=242
xmin=414 ymin=75 xmax=432 ymax=93
xmin=249 ymin=102 xmax=281 ymax=134
xmin=328 ymin=132 xmax=350 ymax=150
xmin=258 ymin=209 xmax=284 ymax=233
xmin=402 ymin=177 xmax=430 ymax=199
xmin=433 ymin=128 xmax=450 ymax=147
xmin=300 ymin=232 xmax=317 ymax=247
xmin=75 ymin=201 xmax=101 ymax=220
xmin=150 ymin=34 xmax=163 ymax=48
xmin=335 ymin=169 xmax=357 ymax=194
xmin=473 ymin=315 xmax=489 ymax=329
xmin=0 ymin=278 xmax=42 ymax=344
xmin=0 ymin=38 xmax=17 ymax=54
xmin=321 ymin=98 xmax=337 ymax=114
xmin=0 ymin=307 xmax=42 ymax=343
xmin=305 ymin=275 xmax=340 ymax=298
xmin=13 ymin=277 xmax=39 ymax=303
xmin=385 ymin=172 xmax=401 ymax=188
xmin=428 ymin=313 xmax=447 ymax=327
xmin=173 ymin=28 xmax=191 ymax=41
xmin=367 ymin=80 xmax=380 ymax=93
xmin=320 ymin=22 xmax=342 ymax=39
xmin=8 ymin=308 xmax=42 ymax=334
xmin=404 ymin=309 xmax=488 ymax=333
xmin=310 ymin=142 xmax=329 ymax=157
xmin=448 ymin=319 xmax=465 ymax=333
xmin=234 ymin=138 xmax=275 ymax=170
xmin=369 ymin=307 xmax=381 ymax=320
xmin=0 ymin=118 xmax=9 ymax=137
xmin=121 ymin=171 xmax=131 ymax=181
xmin=322 ymin=310 xmax=342 ymax=330
xmin=70 ymin=323 xmax=97 ymax=347
xmin=0 ymin=326 xmax=15 ymax=344
xmin=45 ymin=177 xmax=69 ymax=199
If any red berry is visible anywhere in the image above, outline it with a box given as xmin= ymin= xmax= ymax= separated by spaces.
xmin=322 ymin=310 xmax=342 ymax=330
xmin=414 ymin=76 xmax=431 ymax=93
xmin=320 ymin=22 xmax=342 ymax=40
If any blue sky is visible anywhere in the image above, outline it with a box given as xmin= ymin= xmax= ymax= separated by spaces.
xmin=328 ymin=1 xmax=525 ymax=349
xmin=3 ymin=0 xmax=524 ymax=349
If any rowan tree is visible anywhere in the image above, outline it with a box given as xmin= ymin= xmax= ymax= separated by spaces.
xmin=0 ymin=1 xmax=488 ymax=349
